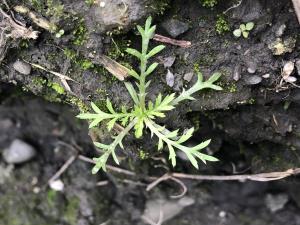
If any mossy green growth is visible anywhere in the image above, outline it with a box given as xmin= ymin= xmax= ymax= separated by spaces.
xmin=46 ymin=0 xmax=65 ymax=19
xmin=49 ymin=82 xmax=65 ymax=95
xmin=85 ymin=0 xmax=95 ymax=6
xmin=199 ymin=0 xmax=218 ymax=8
xmin=215 ymin=15 xmax=230 ymax=34
xmin=139 ymin=150 xmax=149 ymax=159
xmin=216 ymin=81 xmax=237 ymax=93
xmin=64 ymin=197 xmax=80 ymax=225
xmin=47 ymin=189 xmax=57 ymax=207
xmin=72 ymin=18 xmax=88 ymax=46
xmin=68 ymin=97 xmax=89 ymax=113
xmin=64 ymin=48 xmax=94 ymax=70
xmin=147 ymin=0 xmax=170 ymax=15
xmin=248 ymin=98 xmax=255 ymax=104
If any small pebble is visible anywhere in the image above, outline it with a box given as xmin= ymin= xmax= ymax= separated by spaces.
xmin=265 ymin=193 xmax=289 ymax=212
xmin=247 ymin=61 xmax=257 ymax=74
xmin=166 ymin=69 xmax=174 ymax=87
xmin=161 ymin=19 xmax=189 ymax=38
xmin=183 ymin=72 xmax=194 ymax=82
xmin=282 ymin=61 xmax=295 ymax=79
xmin=219 ymin=211 xmax=227 ymax=218
xmin=275 ymin=24 xmax=286 ymax=37
xmin=13 ymin=60 xmax=31 ymax=75
xmin=233 ymin=65 xmax=241 ymax=81
xmin=162 ymin=56 xmax=176 ymax=68
xmin=49 ymin=179 xmax=64 ymax=192
xmin=244 ymin=75 xmax=262 ymax=85
xmin=262 ymin=73 xmax=270 ymax=78
xmin=99 ymin=1 xmax=106 ymax=7
xmin=2 ymin=139 xmax=36 ymax=164
xmin=295 ymin=59 xmax=300 ymax=76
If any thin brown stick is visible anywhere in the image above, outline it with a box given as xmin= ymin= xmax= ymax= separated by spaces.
xmin=96 ymin=180 xmax=109 ymax=186
xmin=48 ymin=155 xmax=77 ymax=184
xmin=172 ymin=168 xmax=300 ymax=182
xmin=78 ymin=154 xmax=136 ymax=176
xmin=169 ymin=177 xmax=187 ymax=199
xmin=146 ymin=173 xmax=170 ymax=191
xmin=153 ymin=34 xmax=191 ymax=48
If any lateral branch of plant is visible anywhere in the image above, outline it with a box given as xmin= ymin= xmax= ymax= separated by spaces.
xmin=77 ymin=17 xmax=223 ymax=173
xmin=78 ymin=154 xmax=300 ymax=183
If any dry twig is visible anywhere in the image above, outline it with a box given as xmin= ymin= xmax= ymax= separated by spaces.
xmin=153 ymin=34 xmax=191 ymax=48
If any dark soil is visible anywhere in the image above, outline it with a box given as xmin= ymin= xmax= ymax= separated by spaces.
xmin=0 ymin=0 xmax=300 ymax=224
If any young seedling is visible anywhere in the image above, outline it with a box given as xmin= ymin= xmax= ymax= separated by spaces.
xmin=77 ymin=17 xmax=223 ymax=173
xmin=233 ymin=22 xmax=254 ymax=38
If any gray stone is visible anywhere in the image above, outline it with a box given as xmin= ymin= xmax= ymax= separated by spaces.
xmin=161 ymin=19 xmax=189 ymax=38
xmin=166 ymin=69 xmax=174 ymax=87
xmin=162 ymin=56 xmax=176 ymax=68
xmin=295 ymin=59 xmax=300 ymax=76
xmin=265 ymin=193 xmax=289 ymax=212
xmin=275 ymin=24 xmax=286 ymax=37
xmin=141 ymin=197 xmax=194 ymax=224
xmin=13 ymin=60 xmax=31 ymax=75
xmin=230 ymin=0 xmax=264 ymax=21
xmin=247 ymin=61 xmax=257 ymax=74
xmin=90 ymin=0 xmax=169 ymax=33
xmin=183 ymin=72 xmax=194 ymax=82
xmin=244 ymin=75 xmax=262 ymax=85
xmin=2 ymin=139 xmax=36 ymax=164
xmin=233 ymin=65 xmax=241 ymax=81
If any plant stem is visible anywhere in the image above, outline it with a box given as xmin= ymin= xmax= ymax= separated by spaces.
xmin=138 ymin=34 xmax=150 ymax=111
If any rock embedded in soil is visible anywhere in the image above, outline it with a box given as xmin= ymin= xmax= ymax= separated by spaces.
xmin=13 ymin=60 xmax=31 ymax=75
xmin=142 ymin=197 xmax=194 ymax=224
xmin=244 ymin=75 xmax=262 ymax=85
xmin=89 ymin=0 xmax=169 ymax=33
xmin=166 ymin=69 xmax=175 ymax=87
xmin=295 ymin=59 xmax=300 ymax=76
xmin=230 ymin=0 xmax=264 ymax=21
xmin=2 ymin=139 xmax=36 ymax=164
xmin=246 ymin=61 xmax=257 ymax=74
xmin=162 ymin=56 xmax=176 ymax=68
xmin=161 ymin=18 xmax=189 ymax=38
xmin=184 ymin=72 xmax=194 ymax=82
xmin=265 ymin=193 xmax=289 ymax=213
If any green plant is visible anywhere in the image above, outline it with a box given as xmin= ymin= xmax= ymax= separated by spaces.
xmin=77 ymin=17 xmax=223 ymax=173
xmin=233 ymin=22 xmax=254 ymax=38
xmin=199 ymin=0 xmax=218 ymax=8
xmin=215 ymin=15 xmax=230 ymax=35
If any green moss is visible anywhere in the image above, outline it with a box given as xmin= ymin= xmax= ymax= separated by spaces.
xmin=199 ymin=0 xmax=218 ymax=8
xmin=215 ymin=15 xmax=230 ymax=35
xmin=68 ymin=97 xmax=89 ymax=112
xmin=64 ymin=48 xmax=95 ymax=70
xmin=147 ymin=0 xmax=170 ymax=15
xmin=46 ymin=0 xmax=65 ymax=18
xmin=248 ymin=98 xmax=255 ymax=104
xmin=47 ymin=190 xmax=57 ymax=207
xmin=139 ymin=150 xmax=149 ymax=159
xmin=49 ymin=82 xmax=65 ymax=95
xmin=72 ymin=18 xmax=88 ymax=46
xmin=64 ymin=197 xmax=80 ymax=225
xmin=85 ymin=0 xmax=95 ymax=6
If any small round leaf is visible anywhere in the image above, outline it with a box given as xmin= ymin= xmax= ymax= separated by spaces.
xmin=233 ymin=29 xmax=242 ymax=37
xmin=246 ymin=22 xmax=254 ymax=31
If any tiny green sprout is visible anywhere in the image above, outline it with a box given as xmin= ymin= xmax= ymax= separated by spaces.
xmin=55 ymin=29 xmax=65 ymax=38
xmin=233 ymin=22 xmax=254 ymax=38
xmin=77 ymin=17 xmax=223 ymax=173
